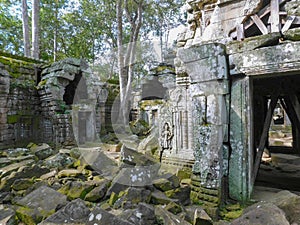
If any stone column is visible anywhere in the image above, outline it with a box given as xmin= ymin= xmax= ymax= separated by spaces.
xmin=177 ymin=43 xmax=229 ymax=214
xmin=229 ymin=76 xmax=252 ymax=202
xmin=0 ymin=64 xmax=10 ymax=148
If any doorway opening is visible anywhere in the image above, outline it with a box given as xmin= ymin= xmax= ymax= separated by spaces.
xmin=252 ymin=74 xmax=300 ymax=191
xmin=268 ymin=99 xmax=293 ymax=150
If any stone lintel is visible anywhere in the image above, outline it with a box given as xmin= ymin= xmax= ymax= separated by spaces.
xmin=177 ymin=43 xmax=228 ymax=83
xmin=229 ymin=41 xmax=300 ymax=76
xmin=189 ymin=80 xmax=229 ymax=96
xmin=226 ymin=32 xmax=281 ymax=55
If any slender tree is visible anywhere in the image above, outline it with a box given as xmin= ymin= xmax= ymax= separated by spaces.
xmin=21 ymin=0 xmax=30 ymax=57
xmin=116 ymin=0 xmax=143 ymax=124
xmin=32 ymin=0 xmax=40 ymax=58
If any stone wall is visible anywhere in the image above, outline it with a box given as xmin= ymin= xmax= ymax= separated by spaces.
xmin=37 ymin=58 xmax=103 ymax=146
xmin=0 ymin=53 xmax=42 ymax=149
xmin=0 ymin=54 xmax=103 ymax=149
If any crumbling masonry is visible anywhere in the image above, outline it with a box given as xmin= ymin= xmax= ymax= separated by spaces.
xmin=156 ymin=0 xmax=300 ymax=214
xmin=1 ymin=0 xmax=300 ymax=216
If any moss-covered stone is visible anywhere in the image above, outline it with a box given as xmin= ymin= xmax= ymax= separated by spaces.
xmin=15 ymin=186 xmax=66 ymax=224
xmin=16 ymin=207 xmax=39 ymax=225
xmin=69 ymin=147 xmax=82 ymax=159
xmin=226 ymin=32 xmax=281 ymax=54
xmin=284 ymin=27 xmax=300 ymax=41
xmin=176 ymin=169 xmax=191 ymax=181
xmin=11 ymin=178 xmax=34 ymax=191
xmin=84 ymin=179 xmax=109 ymax=202
xmin=222 ymin=209 xmax=243 ymax=221
xmin=7 ymin=114 xmax=20 ymax=124
xmin=165 ymin=186 xmax=191 ymax=205
xmin=165 ymin=201 xmax=182 ymax=214
xmin=150 ymin=190 xmax=174 ymax=205
xmin=109 ymin=192 xmax=119 ymax=206
xmin=57 ymin=169 xmax=82 ymax=178
xmin=153 ymin=178 xmax=174 ymax=192
xmin=58 ymin=181 xmax=94 ymax=200
xmin=190 ymin=191 xmax=203 ymax=205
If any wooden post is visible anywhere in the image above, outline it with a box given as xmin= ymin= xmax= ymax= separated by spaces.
xmin=282 ymin=16 xmax=295 ymax=32
xmin=281 ymin=96 xmax=300 ymax=133
xmin=236 ymin=24 xmax=245 ymax=40
xmin=251 ymin=94 xmax=279 ymax=186
xmin=251 ymin=14 xmax=268 ymax=34
xmin=270 ymin=0 xmax=280 ymax=32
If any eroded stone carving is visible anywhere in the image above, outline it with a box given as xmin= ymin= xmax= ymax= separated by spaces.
xmin=159 ymin=122 xmax=173 ymax=162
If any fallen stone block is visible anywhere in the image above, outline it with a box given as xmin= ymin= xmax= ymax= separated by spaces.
xmin=155 ymin=205 xmax=190 ymax=225
xmin=165 ymin=185 xmax=191 ymax=206
xmin=230 ymin=202 xmax=290 ymax=225
xmin=84 ymin=179 xmax=110 ymax=202
xmin=30 ymin=143 xmax=57 ymax=160
xmin=39 ymin=199 xmax=90 ymax=225
xmin=119 ymin=203 xmax=156 ymax=225
xmin=16 ymin=186 xmax=68 ymax=224
xmin=87 ymin=207 xmax=134 ymax=225
xmin=58 ymin=180 xmax=94 ymax=200
xmin=0 ymin=207 xmax=16 ymax=225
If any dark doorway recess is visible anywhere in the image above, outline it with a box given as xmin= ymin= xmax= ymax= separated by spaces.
xmin=63 ymin=73 xmax=88 ymax=105
xmin=251 ymin=74 xmax=300 ymax=191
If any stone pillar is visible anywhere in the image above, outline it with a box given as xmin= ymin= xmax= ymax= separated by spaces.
xmin=229 ymin=76 xmax=252 ymax=202
xmin=0 ymin=64 xmax=10 ymax=149
xmin=72 ymin=103 xmax=97 ymax=145
xmin=177 ymin=43 xmax=229 ymax=214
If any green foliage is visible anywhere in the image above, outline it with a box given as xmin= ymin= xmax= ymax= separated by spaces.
xmin=0 ymin=1 xmax=23 ymax=54
xmin=10 ymin=79 xmax=35 ymax=89
xmin=0 ymin=0 xmax=185 ymax=64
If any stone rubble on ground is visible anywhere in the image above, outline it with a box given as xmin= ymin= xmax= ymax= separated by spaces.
xmin=1 ymin=143 xmax=300 ymax=225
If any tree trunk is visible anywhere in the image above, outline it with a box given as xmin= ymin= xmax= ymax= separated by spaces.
xmin=116 ymin=0 xmax=127 ymax=125
xmin=53 ymin=2 xmax=58 ymax=61
xmin=32 ymin=0 xmax=40 ymax=59
xmin=22 ymin=0 xmax=30 ymax=57
xmin=116 ymin=0 xmax=143 ymax=127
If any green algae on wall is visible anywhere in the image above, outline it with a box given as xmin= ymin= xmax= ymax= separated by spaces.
xmin=7 ymin=115 xmax=20 ymax=124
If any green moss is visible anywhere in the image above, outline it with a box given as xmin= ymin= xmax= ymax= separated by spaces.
xmin=16 ymin=207 xmax=39 ymax=225
xmin=151 ymin=65 xmax=175 ymax=73
xmin=139 ymin=99 xmax=164 ymax=110
xmin=221 ymin=209 xmax=243 ymax=221
xmin=107 ymin=79 xmax=119 ymax=85
xmin=37 ymin=79 xmax=47 ymax=87
xmin=7 ymin=114 xmax=20 ymax=124
xmin=190 ymin=191 xmax=203 ymax=205
xmin=10 ymin=79 xmax=35 ymax=89
xmin=109 ymin=192 xmax=119 ymax=206
xmin=0 ymin=51 xmax=43 ymax=64
xmin=219 ymin=203 xmax=245 ymax=221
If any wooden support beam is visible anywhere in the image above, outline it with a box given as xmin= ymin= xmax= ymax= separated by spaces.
xmin=251 ymin=14 xmax=269 ymax=34
xmin=270 ymin=0 xmax=280 ymax=32
xmin=293 ymin=16 xmax=300 ymax=24
xmin=231 ymin=0 xmax=289 ymax=39
xmin=282 ymin=16 xmax=296 ymax=32
xmin=251 ymin=94 xmax=279 ymax=186
xmin=282 ymin=96 xmax=300 ymax=133
xmin=236 ymin=24 xmax=245 ymax=40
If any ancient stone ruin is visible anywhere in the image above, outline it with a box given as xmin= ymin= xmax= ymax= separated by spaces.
xmin=1 ymin=0 xmax=300 ymax=224
xmin=170 ymin=0 xmax=300 ymax=207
